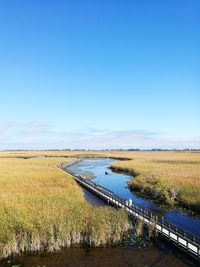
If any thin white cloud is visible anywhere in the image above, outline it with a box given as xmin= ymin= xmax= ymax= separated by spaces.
xmin=20 ymin=120 xmax=52 ymax=135
xmin=0 ymin=122 xmax=13 ymax=134
xmin=0 ymin=121 xmax=200 ymax=150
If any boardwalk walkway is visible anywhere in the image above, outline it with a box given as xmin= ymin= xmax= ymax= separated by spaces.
xmin=61 ymin=164 xmax=200 ymax=262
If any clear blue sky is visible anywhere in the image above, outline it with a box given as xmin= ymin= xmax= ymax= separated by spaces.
xmin=0 ymin=0 xmax=199 ymax=149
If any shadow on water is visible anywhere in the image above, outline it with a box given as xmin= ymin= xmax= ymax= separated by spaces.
xmin=0 ymin=246 xmax=191 ymax=267
xmin=2 ymin=159 xmax=198 ymax=267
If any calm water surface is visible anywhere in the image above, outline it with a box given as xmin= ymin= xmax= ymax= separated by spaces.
xmin=0 ymin=246 xmax=189 ymax=267
xmin=68 ymin=158 xmax=200 ymax=236
xmin=2 ymin=159 xmax=198 ymax=267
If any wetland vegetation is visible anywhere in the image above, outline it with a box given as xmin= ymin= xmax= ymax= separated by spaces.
xmin=0 ymin=150 xmax=199 ymax=262
xmin=110 ymin=152 xmax=200 ymax=214
xmin=0 ymin=153 xmax=131 ymax=260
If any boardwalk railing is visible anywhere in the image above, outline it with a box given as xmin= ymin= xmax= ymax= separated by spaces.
xmin=61 ymin=165 xmax=200 ymax=261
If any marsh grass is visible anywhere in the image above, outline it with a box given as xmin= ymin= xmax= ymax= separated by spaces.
xmin=134 ymin=220 xmax=144 ymax=239
xmin=0 ymin=156 xmax=131 ymax=259
xmin=110 ymin=152 xmax=200 ymax=213
xmin=1 ymin=150 xmax=197 ymax=260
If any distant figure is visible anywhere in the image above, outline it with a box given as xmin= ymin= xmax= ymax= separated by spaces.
xmin=105 ymin=171 xmax=108 ymax=175
xmin=125 ymin=199 xmax=128 ymax=206
xmin=129 ymin=198 xmax=133 ymax=207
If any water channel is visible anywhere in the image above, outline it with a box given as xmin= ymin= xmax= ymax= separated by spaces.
xmin=1 ymin=158 xmax=199 ymax=267
xmin=67 ymin=158 xmax=200 ymax=236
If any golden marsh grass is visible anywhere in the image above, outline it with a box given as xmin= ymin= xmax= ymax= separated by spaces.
xmin=110 ymin=152 xmax=200 ymax=212
xmin=0 ymin=155 xmax=131 ymax=259
xmin=1 ymin=149 xmax=198 ymax=259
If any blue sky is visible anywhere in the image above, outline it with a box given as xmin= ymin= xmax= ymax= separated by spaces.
xmin=0 ymin=0 xmax=199 ymax=149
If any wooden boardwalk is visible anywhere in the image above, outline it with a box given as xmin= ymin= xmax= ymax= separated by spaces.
xmin=61 ymin=165 xmax=200 ymax=262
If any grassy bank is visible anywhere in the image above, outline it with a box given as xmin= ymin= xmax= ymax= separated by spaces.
xmin=110 ymin=152 xmax=200 ymax=213
xmin=0 ymin=155 xmax=131 ymax=260
xmin=1 ymin=149 xmax=198 ymax=260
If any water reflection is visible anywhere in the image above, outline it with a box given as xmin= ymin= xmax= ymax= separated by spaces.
xmin=68 ymin=159 xmax=200 ymax=236
xmin=0 ymin=246 xmax=187 ymax=267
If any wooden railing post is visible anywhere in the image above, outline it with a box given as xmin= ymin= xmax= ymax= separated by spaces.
xmin=183 ymin=231 xmax=188 ymax=249
xmin=63 ymin=168 xmax=200 ymax=261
